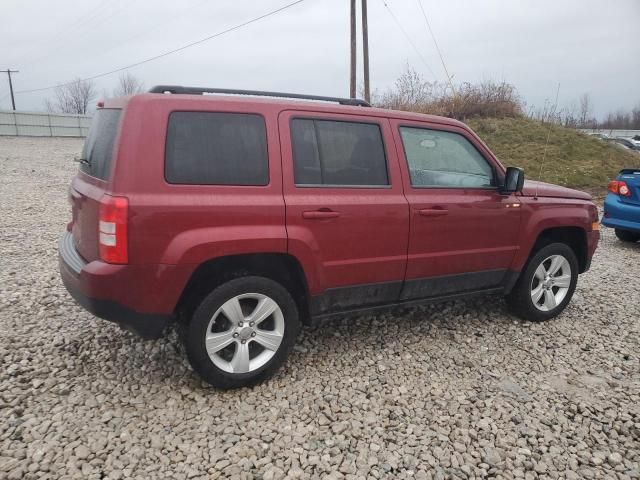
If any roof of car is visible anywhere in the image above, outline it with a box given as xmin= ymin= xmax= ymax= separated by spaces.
xmin=103 ymin=91 xmax=467 ymax=129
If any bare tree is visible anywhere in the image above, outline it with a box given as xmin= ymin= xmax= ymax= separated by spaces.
xmin=113 ymin=72 xmax=145 ymax=97
xmin=375 ymin=64 xmax=522 ymax=120
xmin=46 ymin=78 xmax=97 ymax=114
xmin=392 ymin=64 xmax=434 ymax=107
xmin=376 ymin=64 xmax=436 ymax=110
xmin=579 ymin=93 xmax=592 ymax=127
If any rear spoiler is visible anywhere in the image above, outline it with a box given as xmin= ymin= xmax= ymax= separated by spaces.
xmin=620 ymin=169 xmax=640 ymax=175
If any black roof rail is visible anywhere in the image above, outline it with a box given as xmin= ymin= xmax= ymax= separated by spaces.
xmin=148 ymin=85 xmax=371 ymax=107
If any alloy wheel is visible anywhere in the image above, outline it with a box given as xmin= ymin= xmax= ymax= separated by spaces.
xmin=530 ymin=254 xmax=572 ymax=312
xmin=204 ymin=293 xmax=285 ymax=374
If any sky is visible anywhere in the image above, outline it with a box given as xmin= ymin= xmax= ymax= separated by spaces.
xmin=1 ymin=0 xmax=639 ymax=118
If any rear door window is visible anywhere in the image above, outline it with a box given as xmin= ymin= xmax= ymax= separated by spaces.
xmin=291 ymin=118 xmax=388 ymax=186
xmin=80 ymin=108 xmax=121 ymax=180
xmin=165 ymin=112 xmax=268 ymax=185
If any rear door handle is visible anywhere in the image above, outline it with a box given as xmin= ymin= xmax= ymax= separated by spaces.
xmin=302 ymin=210 xmax=341 ymax=220
xmin=418 ymin=208 xmax=448 ymax=217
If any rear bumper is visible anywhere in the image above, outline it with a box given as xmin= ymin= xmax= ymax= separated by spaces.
xmin=602 ymin=195 xmax=640 ymax=233
xmin=58 ymin=232 xmax=180 ymax=339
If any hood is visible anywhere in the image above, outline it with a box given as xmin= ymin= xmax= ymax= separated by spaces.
xmin=521 ymin=180 xmax=592 ymax=200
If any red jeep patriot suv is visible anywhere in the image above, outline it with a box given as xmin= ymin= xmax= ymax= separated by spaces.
xmin=59 ymin=86 xmax=600 ymax=388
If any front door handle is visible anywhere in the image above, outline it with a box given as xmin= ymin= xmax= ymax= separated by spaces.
xmin=302 ymin=209 xmax=341 ymax=220
xmin=417 ymin=208 xmax=448 ymax=217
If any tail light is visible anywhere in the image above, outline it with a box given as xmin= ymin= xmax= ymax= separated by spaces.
xmin=608 ymin=180 xmax=631 ymax=197
xmin=99 ymin=195 xmax=128 ymax=264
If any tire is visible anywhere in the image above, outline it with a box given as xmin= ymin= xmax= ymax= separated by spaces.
xmin=506 ymin=243 xmax=579 ymax=322
xmin=185 ymin=276 xmax=300 ymax=389
xmin=615 ymin=229 xmax=640 ymax=243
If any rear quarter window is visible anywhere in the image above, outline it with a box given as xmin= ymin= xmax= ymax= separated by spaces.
xmin=165 ymin=111 xmax=269 ymax=185
xmin=80 ymin=108 xmax=121 ymax=180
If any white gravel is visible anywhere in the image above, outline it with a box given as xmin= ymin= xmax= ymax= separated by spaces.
xmin=1 ymin=136 xmax=639 ymax=480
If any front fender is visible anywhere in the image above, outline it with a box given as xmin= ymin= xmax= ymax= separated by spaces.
xmin=512 ymin=199 xmax=594 ymax=271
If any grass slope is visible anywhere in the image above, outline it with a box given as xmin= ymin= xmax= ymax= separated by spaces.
xmin=467 ymin=117 xmax=640 ymax=190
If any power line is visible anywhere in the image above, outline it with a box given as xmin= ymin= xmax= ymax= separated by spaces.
xmin=379 ymin=0 xmax=437 ymax=79
xmin=9 ymin=0 xmax=118 ymax=68
xmin=535 ymin=83 xmax=561 ymax=199
xmin=22 ymin=0 xmax=133 ymax=68
xmin=86 ymin=0 xmax=213 ymax=64
xmin=15 ymin=0 xmax=307 ymax=96
xmin=415 ymin=0 xmax=454 ymax=93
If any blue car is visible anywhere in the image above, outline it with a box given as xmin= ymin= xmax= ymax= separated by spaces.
xmin=603 ymin=169 xmax=640 ymax=242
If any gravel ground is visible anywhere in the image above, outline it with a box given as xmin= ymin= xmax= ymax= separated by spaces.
xmin=1 ymin=136 xmax=639 ymax=480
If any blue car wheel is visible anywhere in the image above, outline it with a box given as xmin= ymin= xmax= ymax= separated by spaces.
xmin=615 ymin=229 xmax=640 ymax=243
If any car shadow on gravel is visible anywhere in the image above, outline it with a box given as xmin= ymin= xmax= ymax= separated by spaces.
xmin=609 ymin=240 xmax=640 ymax=251
xmin=64 ymin=290 xmax=599 ymax=395
xmin=49 ymin=309 xmax=195 ymax=388
xmin=303 ymin=294 xmax=513 ymax=339
xmin=288 ymin=295 xmax=523 ymax=375
xmin=63 ymin=294 xmax=516 ymax=392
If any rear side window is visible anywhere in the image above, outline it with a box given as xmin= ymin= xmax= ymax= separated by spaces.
xmin=80 ymin=108 xmax=121 ymax=180
xmin=165 ymin=112 xmax=268 ymax=185
xmin=291 ymin=118 xmax=388 ymax=186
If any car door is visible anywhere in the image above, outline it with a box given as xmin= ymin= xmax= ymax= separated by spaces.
xmin=279 ymin=110 xmax=409 ymax=315
xmin=390 ymin=119 xmax=522 ymax=300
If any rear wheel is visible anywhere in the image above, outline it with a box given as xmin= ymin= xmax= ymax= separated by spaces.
xmin=615 ymin=229 xmax=640 ymax=243
xmin=185 ymin=276 xmax=300 ymax=389
xmin=506 ymin=243 xmax=578 ymax=322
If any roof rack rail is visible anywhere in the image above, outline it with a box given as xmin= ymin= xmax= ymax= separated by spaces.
xmin=148 ymin=85 xmax=371 ymax=107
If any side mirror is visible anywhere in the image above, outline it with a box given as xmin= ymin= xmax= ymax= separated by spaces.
xmin=501 ymin=167 xmax=525 ymax=193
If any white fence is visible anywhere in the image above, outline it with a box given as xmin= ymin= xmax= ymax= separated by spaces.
xmin=0 ymin=110 xmax=91 ymax=137
xmin=578 ymin=128 xmax=640 ymax=139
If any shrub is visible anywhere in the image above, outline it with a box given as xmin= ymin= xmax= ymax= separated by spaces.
xmin=373 ymin=65 xmax=523 ymax=120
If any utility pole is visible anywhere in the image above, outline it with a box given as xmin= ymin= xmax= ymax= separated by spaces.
xmin=1 ymin=69 xmax=19 ymax=110
xmin=350 ymin=0 xmax=356 ymax=99
xmin=361 ymin=0 xmax=370 ymax=103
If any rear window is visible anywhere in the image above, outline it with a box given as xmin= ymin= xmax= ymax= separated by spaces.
xmin=165 ymin=112 xmax=268 ymax=185
xmin=291 ymin=118 xmax=388 ymax=186
xmin=80 ymin=108 xmax=121 ymax=180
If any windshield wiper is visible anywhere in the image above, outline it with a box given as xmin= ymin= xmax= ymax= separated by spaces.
xmin=74 ymin=156 xmax=91 ymax=166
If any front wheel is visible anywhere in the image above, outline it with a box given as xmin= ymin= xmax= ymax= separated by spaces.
xmin=185 ymin=276 xmax=300 ymax=389
xmin=615 ymin=229 xmax=640 ymax=243
xmin=506 ymin=243 xmax=578 ymax=322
